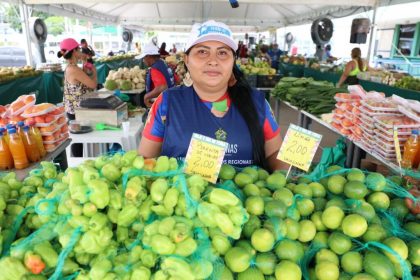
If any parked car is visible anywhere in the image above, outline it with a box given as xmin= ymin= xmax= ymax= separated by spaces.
xmin=0 ymin=47 xmax=26 ymax=67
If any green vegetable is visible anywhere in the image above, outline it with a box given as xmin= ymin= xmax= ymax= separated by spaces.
xmin=109 ymin=189 xmax=123 ymax=209
xmin=118 ymin=204 xmax=139 ymax=227
xmin=79 ymin=228 xmax=113 ymax=254
xmin=31 ymin=241 xmax=58 ymax=268
xmin=153 ymin=156 xmax=170 ymax=173
xmin=125 ymin=176 xmax=146 ymax=201
xmin=87 ymin=179 xmax=110 ymax=209
xmin=209 ymin=188 xmax=239 ymax=206
xmin=151 ymin=178 xmax=169 ymax=203
xmin=89 ymin=213 xmax=108 ymax=231
xmin=89 ymin=258 xmax=112 ymax=280
xmin=0 ymin=257 xmax=28 ymax=280
xmin=101 ymin=163 xmax=121 ymax=182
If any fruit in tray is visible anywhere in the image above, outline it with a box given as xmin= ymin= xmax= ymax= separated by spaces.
xmin=61 ymin=125 xmax=68 ymax=133
xmin=53 ymin=131 xmax=60 ymax=139
xmin=34 ymin=115 xmax=56 ymax=124
xmin=9 ymin=95 xmax=35 ymax=113
xmin=374 ymin=115 xmax=419 ymax=127
xmin=44 ymin=143 xmax=56 ymax=151
xmin=50 ymin=106 xmax=65 ymax=115
xmin=334 ymin=93 xmax=361 ymax=101
xmin=57 ymin=116 xmax=66 ymax=125
xmin=334 ymin=108 xmax=345 ymax=115
xmin=40 ymin=125 xmax=58 ymax=133
xmin=341 ymin=119 xmax=353 ymax=128
xmin=331 ymin=122 xmax=342 ymax=130
xmin=363 ymin=99 xmax=398 ymax=109
xmin=43 ymin=135 xmax=56 ymax=142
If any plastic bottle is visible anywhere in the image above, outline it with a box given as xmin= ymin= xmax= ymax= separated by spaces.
xmin=26 ymin=120 xmax=46 ymax=157
xmin=0 ymin=130 xmax=13 ymax=170
xmin=401 ymin=130 xmax=420 ymax=169
xmin=8 ymin=128 xmax=29 ymax=169
xmin=0 ymin=127 xmax=9 ymax=145
xmin=22 ymin=126 xmax=41 ymax=163
xmin=17 ymin=121 xmax=25 ymax=140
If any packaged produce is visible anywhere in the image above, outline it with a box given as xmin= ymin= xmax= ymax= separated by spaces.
xmin=7 ymin=94 xmax=36 ymax=116
xmin=374 ymin=115 xmax=420 ymax=131
xmin=21 ymin=103 xmax=56 ymax=118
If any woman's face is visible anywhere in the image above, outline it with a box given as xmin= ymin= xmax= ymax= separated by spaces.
xmin=185 ymin=41 xmax=234 ymax=90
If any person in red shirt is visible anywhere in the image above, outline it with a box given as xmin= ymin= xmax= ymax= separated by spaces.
xmin=139 ymin=43 xmax=175 ymax=107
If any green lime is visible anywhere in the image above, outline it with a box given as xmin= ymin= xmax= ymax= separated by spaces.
xmin=275 ymin=239 xmax=304 ymax=263
xmin=257 ymin=169 xmax=269 ymax=180
xmin=383 ymin=237 xmax=408 ymax=262
xmin=294 ymin=183 xmax=313 ymax=198
xmin=275 ymin=260 xmax=302 ymax=280
xmin=321 ymin=206 xmax=344 ymax=230
xmin=316 ymin=249 xmax=339 ymax=265
xmin=273 ymin=187 xmax=294 ymax=207
xmin=266 ymin=173 xmax=286 ymax=190
xmin=311 ymin=211 xmax=327 ymax=231
xmin=328 ymin=232 xmax=352 ymax=255
xmin=242 ymin=167 xmax=259 ymax=182
xmin=408 ymin=240 xmax=420 ymax=266
xmin=234 ymin=173 xmax=253 ymax=188
xmin=251 ymin=228 xmax=275 ymax=253
xmin=389 ymin=198 xmax=409 ymax=219
xmin=219 ymin=164 xmax=236 ymax=180
xmin=310 ymin=182 xmax=326 ymax=197
xmin=346 ymin=168 xmax=365 ymax=182
xmin=245 ymin=196 xmax=264 ymax=215
xmin=367 ymin=192 xmax=390 ymax=210
xmin=315 ymin=261 xmax=340 ymax=280
xmin=341 ymin=251 xmax=363 ymax=273
xmin=255 ymin=252 xmax=277 ymax=275
xmin=362 ymin=224 xmax=387 ymax=242
xmin=365 ymin=172 xmax=386 ymax=191
xmin=285 ymin=218 xmax=300 ymax=240
xmin=243 ymin=184 xmax=260 ymax=197
xmin=313 ymin=232 xmax=329 ymax=247
xmin=298 ymin=220 xmax=316 ymax=242
xmin=344 ymin=181 xmax=368 ymax=199
xmin=313 ymin=198 xmax=327 ymax=211
xmin=297 ymin=198 xmax=315 ymax=216
xmin=327 ymin=175 xmax=347 ymax=194
xmin=342 ymin=214 xmax=368 ymax=238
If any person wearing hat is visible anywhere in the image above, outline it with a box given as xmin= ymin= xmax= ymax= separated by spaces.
xmin=58 ymin=38 xmax=97 ymax=157
xmin=139 ymin=43 xmax=175 ymax=107
xmin=138 ymin=20 xmax=287 ymax=171
xmin=80 ymin=39 xmax=96 ymax=77
xmin=58 ymin=38 xmax=97 ymax=120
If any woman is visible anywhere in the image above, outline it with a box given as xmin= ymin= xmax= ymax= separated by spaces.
xmin=159 ymin=42 xmax=170 ymax=58
xmin=58 ymin=38 xmax=97 ymax=120
xmin=337 ymin=47 xmax=367 ymax=87
xmin=138 ymin=20 xmax=287 ymax=171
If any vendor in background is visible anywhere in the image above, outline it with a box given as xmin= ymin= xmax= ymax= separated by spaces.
xmin=135 ymin=42 xmax=142 ymax=54
xmin=323 ymin=44 xmax=337 ymax=63
xmin=139 ymin=43 xmax=175 ymax=107
xmin=268 ymin=43 xmax=283 ymax=71
xmin=138 ymin=20 xmax=288 ymax=171
xmin=159 ymin=42 xmax=170 ymax=58
xmin=170 ymin=44 xmax=177 ymax=54
xmin=58 ymin=38 xmax=97 ymax=157
xmin=337 ymin=47 xmax=367 ymax=87
xmin=80 ymin=39 xmax=95 ymax=58
xmin=258 ymin=44 xmax=272 ymax=65
xmin=58 ymin=38 xmax=97 ymax=120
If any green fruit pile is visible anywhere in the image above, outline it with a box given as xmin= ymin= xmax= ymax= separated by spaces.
xmin=0 ymin=153 xmax=418 ymax=280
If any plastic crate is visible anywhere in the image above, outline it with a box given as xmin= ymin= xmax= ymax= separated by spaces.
xmin=257 ymin=74 xmax=283 ymax=88
xmin=245 ymin=74 xmax=257 ymax=87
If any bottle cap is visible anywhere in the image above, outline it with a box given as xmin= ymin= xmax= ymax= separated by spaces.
xmin=6 ymin=124 xmax=15 ymax=129
xmin=23 ymin=126 xmax=30 ymax=132
xmin=0 ymin=127 xmax=5 ymax=133
xmin=412 ymin=129 xmax=419 ymax=135
xmin=8 ymin=128 xmax=16 ymax=134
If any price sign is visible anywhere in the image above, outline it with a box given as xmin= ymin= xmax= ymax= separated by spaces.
xmin=393 ymin=127 xmax=402 ymax=163
xmin=277 ymin=124 xmax=322 ymax=171
xmin=184 ymin=133 xmax=228 ymax=183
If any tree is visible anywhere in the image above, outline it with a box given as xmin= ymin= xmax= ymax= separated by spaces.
xmin=45 ymin=16 xmax=64 ymax=36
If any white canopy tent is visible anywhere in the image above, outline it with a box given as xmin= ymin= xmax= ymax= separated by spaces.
xmin=11 ymin=0 xmax=418 ymax=32
xmin=6 ymin=0 xmax=419 ymax=65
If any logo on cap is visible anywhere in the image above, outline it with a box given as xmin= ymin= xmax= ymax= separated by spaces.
xmin=198 ymin=24 xmax=231 ymax=37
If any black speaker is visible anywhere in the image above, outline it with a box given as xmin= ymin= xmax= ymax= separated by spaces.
xmin=248 ymin=37 xmax=255 ymax=45
xmin=350 ymin=18 xmax=371 ymax=44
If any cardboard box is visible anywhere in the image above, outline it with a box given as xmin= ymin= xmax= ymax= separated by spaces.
xmin=75 ymin=103 xmax=128 ymax=127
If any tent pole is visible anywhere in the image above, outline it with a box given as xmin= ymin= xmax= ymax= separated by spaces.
xmin=19 ymin=0 xmax=34 ymax=67
xmin=366 ymin=0 xmax=378 ymax=64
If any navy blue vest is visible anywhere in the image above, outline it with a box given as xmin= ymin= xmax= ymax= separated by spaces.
xmin=146 ymin=59 xmax=175 ymax=92
xmin=161 ymin=86 xmax=265 ymax=167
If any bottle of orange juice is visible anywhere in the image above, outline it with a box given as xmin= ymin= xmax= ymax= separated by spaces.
xmin=26 ymin=120 xmax=46 ymax=157
xmin=22 ymin=126 xmax=41 ymax=163
xmin=0 ymin=127 xmax=8 ymax=145
xmin=17 ymin=121 xmax=25 ymax=140
xmin=402 ymin=130 xmax=420 ymax=169
xmin=0 ymin=129 xmax=13 ymax=170
xmin=8 ymin=128 xmax=29 ymax=169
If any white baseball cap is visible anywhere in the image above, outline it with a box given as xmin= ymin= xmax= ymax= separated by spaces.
xmin=137 ymin=43 xmax=160 ymax=59
xmin=185 ymin=20 xmax=237 ymax=52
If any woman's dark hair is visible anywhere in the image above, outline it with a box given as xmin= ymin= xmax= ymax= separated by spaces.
xmin=229 ymin=65 xmax=268 ymax=170
xmin=160 ymin=42 xmax=167 ymax=52
xmin=184 ymin=48 xmax=268 ymax=169
xmin=57 ymin=49 xmax=74 ymax=60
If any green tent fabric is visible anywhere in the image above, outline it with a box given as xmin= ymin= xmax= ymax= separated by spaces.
xmin=0 ymin=75 xmax=44 ymax=105
xmin=306 ymin=137 xmax=347 ymax=181
xmin=40 ymin=72 xmax=64 ymax=105
xmin=279 ymin=63 xmax=305 ymax=77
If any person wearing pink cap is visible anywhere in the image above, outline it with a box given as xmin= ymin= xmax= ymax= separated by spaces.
xmin=138 ymin=20 xmax=288 ymax=171
xmin=58 ymin=38 xmax=97 ymax=120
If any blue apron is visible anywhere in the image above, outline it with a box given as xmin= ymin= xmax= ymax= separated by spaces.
xmin=146 ymin=59 xmax=175 ymax=92
xmin=161 ymin=86 xmax=265 ymax=167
